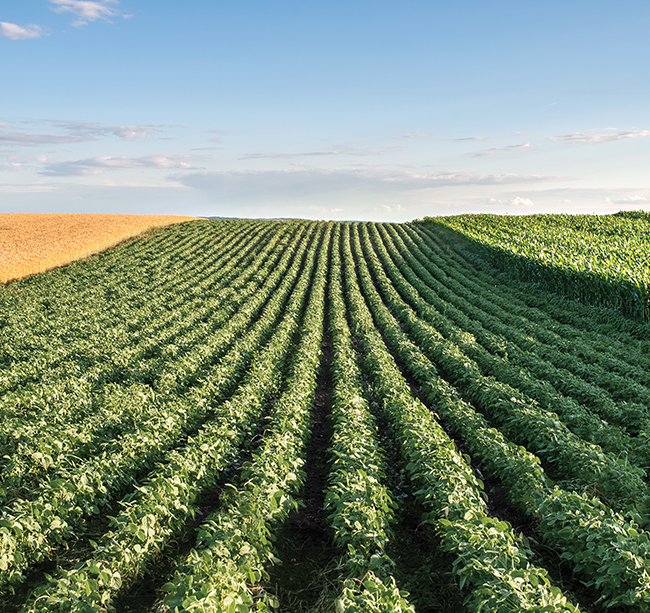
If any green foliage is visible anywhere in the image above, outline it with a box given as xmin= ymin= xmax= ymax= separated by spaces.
xmin=336 ymin=572 xmax=415 ymax=612
xmin=2 ymin=217 xmax=650 ymax=612
xmin=22 ymin=224 xmax=326 ymax=612
xmin=2 ymin=221 xmax=318 ymax=595
xmin=341 ymin=223 xmax=578 ymax=612
xmin=325 ymin=223 xmax=414 ymax=611
xmin=361 ymin=220 xmax=650 ymax=610
xmin=160 ymin=223 xmax=331 ymax=612
xmin=423 ymin=213 xmax=650 ymax=321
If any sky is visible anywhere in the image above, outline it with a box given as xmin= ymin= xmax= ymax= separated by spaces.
xmin=1 ymin=0 xmax=649 ymax=222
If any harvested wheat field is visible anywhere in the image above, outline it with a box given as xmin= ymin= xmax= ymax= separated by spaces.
xmin=0 ymin=213 xmax=196 ymax=283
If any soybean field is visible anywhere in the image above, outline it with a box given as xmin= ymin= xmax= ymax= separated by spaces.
xmin=1 ymin=218 xmax=650 ymax=613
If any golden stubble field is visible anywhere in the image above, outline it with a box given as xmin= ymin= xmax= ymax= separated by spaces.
xmin=0 ymin=213 xmax=196 ymax=284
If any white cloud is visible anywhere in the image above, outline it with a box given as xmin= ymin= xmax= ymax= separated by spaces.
xmin=0 ymin=22 xmax=45 ymax=40
xmin=549 ymin=130 xmax=650 ymax=145
xmin=239 ymin=145 xmax=403 ymax=160
xmin=48 ymin=0 xmax=128 ymax=26
xmin=33 ymin=120 xmax=162 ymax=140
xmin=0 ymin=162 xmax=27 ymax=171
xmin=110 ymin=126 xmax=160 ymax=140
xmin=485 ymin=196 xmax=534 ymax=207
xmin=473 ymin=142 xmax=532 ymax=157
xmin=170 ymin=167 xmax=561 ymax=197
xmin=0 ymin=130 xmax=93 ymax=146
xmin=472 ymin=188 xmax=650 ymax=216
xmin=399 ymin=132 xmax=429 ymax=139
xmin=2 ymin=121 xmax=163 ymax=147
xmin=40 ymin=154 xmax=199 ymax=176
xmin=605 ymin=195 xmax=648 ymax=205
xmin=511 ymin=196 xmax=534 ymax=206
xmin=454 ymin=135 xmax=488 ymax=141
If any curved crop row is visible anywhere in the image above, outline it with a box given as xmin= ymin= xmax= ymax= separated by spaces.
xmin=423 ymin=214 xmax=650 ymax=321
xmin=355 ymin=223 xmax=649 ymax=516
xmin=368 ymin=223 xmax=650 ymax=472
xmin=341 ymin=223 xmax=578 ymax=612
xmin=0 ymin=220 xmax=248 ymax=399
xmin=0 ymin=220 xmax=257 ymax=441
xmin=0 ymin=222 xmax=318 ymax=589
xmin=0 ymin=220 xmax=270 ymax=417
xmin=23 ymin=223 xmax=327 ymax=613
xmin=326 ymin=224 xmax=413 ymax=612
xmin=412 ymin=222 xmax=650 ymax=375
xmin=356 ymin=223 xmax=650 ymax=610
xmin=159 ymin=223 xmax=332 ymax=613
xmin=397 ymin=223 xmax=650 ymax=432
xmin=0 ymin=222 xmax=296 ymax=500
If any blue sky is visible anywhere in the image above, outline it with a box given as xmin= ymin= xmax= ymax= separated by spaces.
xmin=1 ymin=0 xmax=649 ymax=221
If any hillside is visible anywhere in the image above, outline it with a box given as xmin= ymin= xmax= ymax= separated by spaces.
xmin=1 ymin=218 xmax=649 ymax=612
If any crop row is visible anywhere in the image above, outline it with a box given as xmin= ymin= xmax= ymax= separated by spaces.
xmin=0 ymin=220 xmax=272 ymax=415
xmin=359 ymin=223 xmax=650 ymax=513
xmin=406 ymin=222 xmax=650 ymax=411
xmin=352 ymin=222 xmax=650 ymax=609
xmin=0 ymin=220 xmax=243 ymax=394
xmin=0 ymin=222 xmax=319 ymax=589
xmin=423 ymin=213 xmax=650 ymax=321
xmin=22 ymin=223 xmax=329 ymax=612
xmin=0 ymin=222 xmax=298 ymax=502
xmin=378 ymin=223 xmax=650 ymax=447
xmin=0 ymin=220 xmax=302 ymax=505
xmin=161 ymin=222 xmax=332 ymax=613
xmin=2 ymin=218 xmax=650 ymax=611
xmin=326 ymin=224 xmax=413 ymax=612
xmin=341 ymin=223 xmax=579 ymax=612
xmin=414 ymin=222 xmax=650 ymax=360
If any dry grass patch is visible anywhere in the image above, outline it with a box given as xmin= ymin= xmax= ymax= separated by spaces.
xmin=0 ymin=213 xmax=197 ymax=283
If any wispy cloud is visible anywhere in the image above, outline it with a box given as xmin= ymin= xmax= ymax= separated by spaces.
xmin=472 ymin=142 xmax=532 ymax=157
xmin=605 ymin=195 xmax=648 ymax=205
xmin=0 ymin=130 xmax=93 ymax=146
xmin=0 ymin=22 xmax=45 ymax=39
xmin=48 ymin=0 xmax=129 ymax=27
xmin=40 ymin=154 xmax=199 ymax=176
xmin=0 ymin=162 xmax=27 ymax=171
xmin=31 ymin=120 xmax=162 ymax=140
xmin=240 ymin=151 xmax=335 ymax=160
xmin=398 ymin=131 xmax=429 ymax=139
xmin=511 ymin=196 xmax=534 ymax=206
xmin=484 ymin=196 xmax=535 ymax=207
xmin=239 ymin=145 xmax=403 ymax=160
xmin=470 ymin=188 xmax=650 ymax=215
xmin=454 ymin=135 xmax=487 ymax=141
xmin=171 ymin=167 xmax=561 ymax=195
xmin=549 ymin=130 xmax=650 ymax=145
xmin=2 ymin=120 xmax=164 ymax=147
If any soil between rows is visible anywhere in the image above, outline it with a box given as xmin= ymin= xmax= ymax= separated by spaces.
xmin=264 ymin=298 xmax=342 ymax=612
